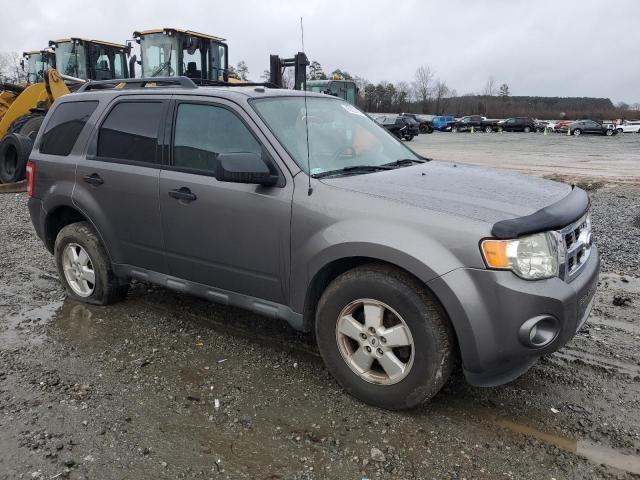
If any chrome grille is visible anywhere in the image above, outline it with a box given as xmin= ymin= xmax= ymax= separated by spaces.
xmin=557 ymin=213 xmax=592 ymax=282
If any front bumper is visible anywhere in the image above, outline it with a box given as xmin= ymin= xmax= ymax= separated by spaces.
xmin=428 ymin=245 xmax=600 ymax=387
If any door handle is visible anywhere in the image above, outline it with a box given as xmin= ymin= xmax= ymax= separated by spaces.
xmin=168 ymin=187 xmax=197 ymax=202
xmin=83 ymin=173 xmax=104 ymax=186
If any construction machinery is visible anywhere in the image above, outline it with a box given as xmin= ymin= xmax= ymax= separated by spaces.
xmin=306 ymin=78 xmax=358 ymax=105
xmin=133 ymin=28 xmax=229 ymax=82
xmin=0 ymin=38 xmax=131 ymax=183
xmin=21 ymin=49 xmax=56 ymax=83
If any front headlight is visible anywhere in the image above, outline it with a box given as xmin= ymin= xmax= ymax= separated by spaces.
xmin=481 ymin=232 xmax=559 ymax=280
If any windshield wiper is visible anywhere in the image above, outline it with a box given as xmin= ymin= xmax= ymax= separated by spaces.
xmin=312 ymin=165 xmax=394 ymax=178
xmin=382 ymin=158 xmax=427 ymax=167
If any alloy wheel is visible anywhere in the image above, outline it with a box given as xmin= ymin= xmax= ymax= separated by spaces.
xmin=335 ymin=299 xmax=415 ymax=385
xmin=62 ymin=243 xmax=96 ymax=297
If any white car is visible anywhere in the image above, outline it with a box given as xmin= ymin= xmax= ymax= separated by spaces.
xmin=616 ymin=121 xmax=640 ymax=134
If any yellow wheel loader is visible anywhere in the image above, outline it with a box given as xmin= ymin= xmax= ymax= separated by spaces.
xmin=0 ymin=38 xmax=131 ymax=183
xmin=21 ymin=49 xmax=56 ymax=84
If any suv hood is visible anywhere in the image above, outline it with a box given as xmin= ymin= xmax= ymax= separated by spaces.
xmin=322 ymin=161 xmax=572 ymax=224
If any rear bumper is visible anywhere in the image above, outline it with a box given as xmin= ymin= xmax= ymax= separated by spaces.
xmin=428 ymin=246 xmax=600 ymax=387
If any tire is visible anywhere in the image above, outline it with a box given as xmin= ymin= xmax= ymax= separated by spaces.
xmin=315 ymin=264 xmax=455 ymax=410
xmin=0 ymin=133 xmax=33 ymax=183
xmin=616 ymin=128 xmax=623 ymax=134
xmin=451 ymin=126 xmax=459 ymax=133
xmin=405 ymin=135 xmax=414 ymax=141
xmin=573 ymin=128 xmax=581 ymax=136
xmin=523 ymin=126 xmax=531 ymax=133
xmin=9 ymin=113 xmax=45 ymax=142
xmin=605 ymin=129 xmax=614 ymax=136
xmin=419 ymin=124 xmax=427 ymax=134
xmin=54 ymin=222 xmax=128 ymax=305
xmin=484 ymin=125 xmax=493 ymax=133
xmin=536 ymin=127 xmax=543 ymax=133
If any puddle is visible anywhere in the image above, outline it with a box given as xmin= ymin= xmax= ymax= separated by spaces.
xmin=496 ymin=418 xmax=640 ymax=475
xmin=0 ymin=300 xmax=63 ymax=347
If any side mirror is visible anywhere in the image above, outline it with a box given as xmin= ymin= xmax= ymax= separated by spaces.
xmin=215 ymin=152 xmax=279 ymax=186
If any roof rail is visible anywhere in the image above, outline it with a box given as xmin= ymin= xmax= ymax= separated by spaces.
xmin=189 ymin=78 xmax=281 ymax=89
xmin=76 ymin=76 xmax=197 ymax=92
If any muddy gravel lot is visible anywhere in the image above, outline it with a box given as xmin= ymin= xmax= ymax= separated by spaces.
xmin=1 ymin=154 xmax=640 ymax=478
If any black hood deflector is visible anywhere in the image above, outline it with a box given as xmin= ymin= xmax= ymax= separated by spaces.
xmin=491 ymin=187 xmax=589 ymax=239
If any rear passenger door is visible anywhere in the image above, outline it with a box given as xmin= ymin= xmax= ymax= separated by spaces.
xmin=158 ymin=98 xmax=292 ymax=304
xmin=73 ymin=97 xmax=169 ymax=272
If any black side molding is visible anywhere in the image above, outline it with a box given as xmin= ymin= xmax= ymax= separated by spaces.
xmin=492 ymin=187 xmax=590 ymax=239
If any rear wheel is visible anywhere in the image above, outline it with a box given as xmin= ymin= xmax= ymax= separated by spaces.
xmin=451 ymin=126 xmax=459 ymax=133
xmin=605 ymin=129 xmax=614 ymax=136
xmin=573 ymin=128 xmax=582 ymax=136
xmin=484 ymin=125 xmax=493 ymax=133
xmin=536 ymin=127 xmax=544 ymax=133
xmin=523 ymin=126 xmax=531 ymax=133
xmin=54 ymin=222 xmax=128 ymax=305
xmin=405 ymin=135 xmax=414 ymax=141
xmin=315 ymin=264 xmax=455 ymax=410
xmin=617 ymin=128 xmax=623 ymax=134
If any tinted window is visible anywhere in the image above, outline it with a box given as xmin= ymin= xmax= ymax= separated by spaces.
xmin=98 ymin=102 xmax=164 ymax=163
xmin=173 ymin=103 xmax=261 ymax=172
xmin=40 ymin=101 xmax=98 ymax=156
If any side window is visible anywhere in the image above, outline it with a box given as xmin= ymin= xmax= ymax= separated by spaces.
xmin=97 ymin=102 xmax=164 ymax=163
xmin=114 ymin=53 xmax=125 ymax=78
xmin=40 ymin=101 xmax=98 ymax=156
xmin=173 ymin=103 xmax=262 ymax=173
xmin=183 ymin=48 xmax=202 ymax=79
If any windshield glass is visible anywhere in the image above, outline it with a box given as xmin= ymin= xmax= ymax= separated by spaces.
xmin=26 ymin=54 xmax=48 ymax=83
xmin=209 ymin=42 xmax=227 ymax=81
xmin=252 ymin=97 xmax=420 ymax=176
xmin=141 ymin=33 xmax=179 ymax=77
xmin=56 ymin=42 xmax=86 ymax=78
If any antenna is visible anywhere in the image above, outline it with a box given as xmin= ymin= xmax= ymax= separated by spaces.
xmin=301 ymin=17 xmax=312 ymax=196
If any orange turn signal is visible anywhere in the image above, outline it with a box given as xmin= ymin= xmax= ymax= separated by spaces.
xmin=481 ymin=240 xmax=510 ymax=269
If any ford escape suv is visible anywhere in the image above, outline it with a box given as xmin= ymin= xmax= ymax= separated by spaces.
xmin=27 ymin=77 xmax=599 ymax=410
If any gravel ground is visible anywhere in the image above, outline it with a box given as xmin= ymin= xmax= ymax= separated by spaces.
xmin=1 ymin=169 xmax=640 ymax=478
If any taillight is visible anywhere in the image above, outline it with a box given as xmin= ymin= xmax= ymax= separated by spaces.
xmin=26 ymin=160 xmax=35 ymax=197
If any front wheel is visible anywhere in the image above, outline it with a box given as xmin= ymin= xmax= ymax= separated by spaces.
xmin=617 ymin=128 xmax=623 ymax=134
xmin=573 ymin=128 xmax=582 ymax=136
xmin=404 ymin=135 xmax=414 ymax=141
xmin=315 ymin=264 xmax=455 ymax=410
xmin=605 ymin=129 xmax=614 ymax=136
xmin=523 ymin=126 xmax=531 ymax=133
xmin=55 ymin=222 xmax=128 ymax=305
xmin=484 ymin=125 xmax=493 ymax=133
xmin=451 ymin=126 xmax=459 ymax=133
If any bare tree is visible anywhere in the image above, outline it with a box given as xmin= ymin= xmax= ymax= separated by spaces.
xmin=433 ymin=79 xmax=450 ymax=114
xmin=412 ymin=65 xmax=434 ymax=111
xmin=499 ymin=83 xmax=510 ymax=97
xmin=483 ymin=75 xmax=496 ymax=96
xmin=0 ymin=51 xmax=22 ymax=82
xmin=235 ymin=61 xmax=250 ymax=81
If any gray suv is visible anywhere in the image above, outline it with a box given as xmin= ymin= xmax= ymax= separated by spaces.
xmin=27 ymin=77 xmax=599 ymax=410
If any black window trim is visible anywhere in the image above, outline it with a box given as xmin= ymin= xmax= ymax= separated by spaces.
xmin=165 ymin=98 xmax=284 ymax=185
xmin=38 ymin=99 xmax=100 ymax=157
xmin=88 ymin=97 xmax=169 ymax=169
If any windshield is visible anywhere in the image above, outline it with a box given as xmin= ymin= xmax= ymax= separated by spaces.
xmin=25 ymin=54 xmax=49 ymax=83
xmin=56 ymin=42 xmax=86 ymax=78
xmin=252 ymin=97 xmax=420 ymax=176
xmin=141 ymin=33 xmax=179 ymax=77
xmin=209 ymin=41 xmax=227 ymax=81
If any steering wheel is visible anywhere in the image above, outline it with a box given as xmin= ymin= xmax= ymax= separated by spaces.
xmin=151 ymin=61 xmax=175 ymax=77
xmin=333 ymin=146 xmax=357 ymax=163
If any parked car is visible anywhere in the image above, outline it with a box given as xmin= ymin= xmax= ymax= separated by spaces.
xmin=553 ymin=120 xmax=575 ymax=133
xmin=431 ymin=115 xmax=456 ymax=131
xmin=569 ymin=120 xmax=616 ymax=136
xmin=400 ymin=113 xmax=434 ymax=134
xmin=379 ymin=115 xmax=419 ymax=140
xmin=26 ymin=78 xmax=600 ymax=410
xmin=451 ymin=115 xmax=501 ymax=133
xmin=615 ymin=120 xmax=640 ymax=134
xmin=498 ymin=117 xmax=537 ymax=133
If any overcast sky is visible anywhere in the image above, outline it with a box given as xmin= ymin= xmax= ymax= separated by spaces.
xmin=1 ymin=0 xmax=638 ymax=103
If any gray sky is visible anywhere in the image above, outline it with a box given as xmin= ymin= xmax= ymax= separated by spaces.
xmin=2 ymin=0 xmax=638 ymax=103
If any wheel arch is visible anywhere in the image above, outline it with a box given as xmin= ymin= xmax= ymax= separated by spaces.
xmin=301 ymin=255 xmax=457 ymax=345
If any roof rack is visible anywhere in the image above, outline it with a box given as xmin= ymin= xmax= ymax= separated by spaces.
xmin=76 ymin=76 xmax=198 ymax=92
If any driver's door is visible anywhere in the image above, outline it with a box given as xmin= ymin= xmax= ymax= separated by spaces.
xmin=158 ymin=98 xmax=293 ymax=303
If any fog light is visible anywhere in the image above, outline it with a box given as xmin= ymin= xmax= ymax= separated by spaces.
xmin=518 ymin=315 xmax=559 ymax=348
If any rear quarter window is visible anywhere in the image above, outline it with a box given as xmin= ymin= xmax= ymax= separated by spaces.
xmin=39 ymin=101 xmax=98 ymax=156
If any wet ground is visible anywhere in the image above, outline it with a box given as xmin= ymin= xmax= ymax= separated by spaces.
xmin=1 ymin=143 xmax=640 ymax=478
